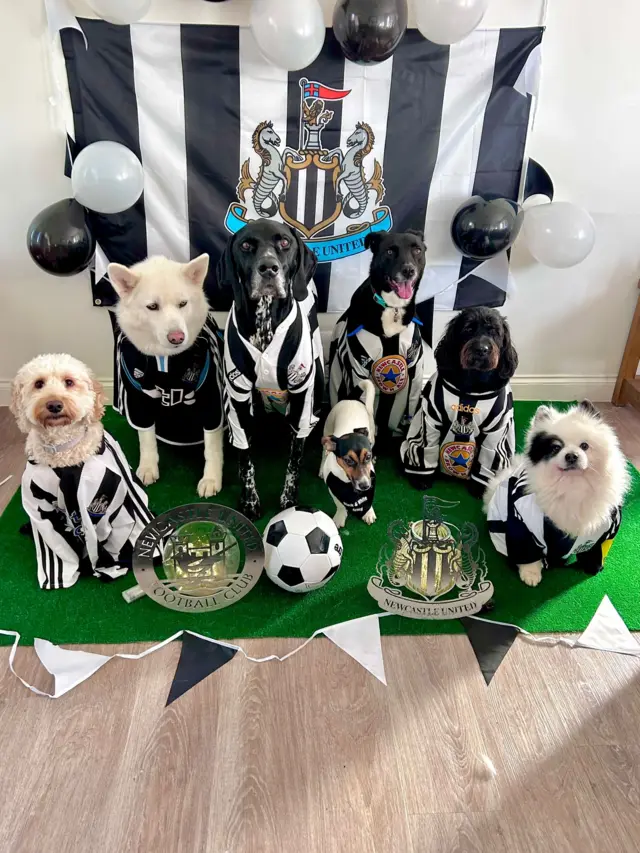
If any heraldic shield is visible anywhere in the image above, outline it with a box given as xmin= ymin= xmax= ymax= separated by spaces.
xmin=279 ymin=151 xmax=343 ymax=239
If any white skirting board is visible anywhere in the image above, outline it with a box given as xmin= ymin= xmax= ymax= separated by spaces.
xmin=0 ymin=375 xmax=618 ymax=407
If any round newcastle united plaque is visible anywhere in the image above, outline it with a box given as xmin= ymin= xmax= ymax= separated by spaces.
xmin=133 ymin=504 xmax=264 ymax=613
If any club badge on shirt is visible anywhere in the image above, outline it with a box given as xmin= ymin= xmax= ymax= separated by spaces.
xmin=259 ymin=388 xmax=289 ymax=415
xmin=440 ymin=442 xmax=475 ymax=479
xmin=372 ymin=355 xmax=408 ymax=395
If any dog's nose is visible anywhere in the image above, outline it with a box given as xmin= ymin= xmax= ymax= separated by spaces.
xmin=46 ymin=401 xmax=63 ymax=414
xmin=473 ymin=342 xmax=491 ymax=355
xmin=354 ymin=478 xmax=371 ymax=493
xmin=401 ymin=264 xmax=416 ymax=279
xmin=258 ymin=261 xmax=280 ymax=279
xmin=167 ymin=330 xmax=185 ymax=345
xmin=565 ymin=451 xmax=578 ymax=465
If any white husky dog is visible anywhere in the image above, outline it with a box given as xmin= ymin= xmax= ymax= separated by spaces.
xmin=108 ymin=255 xmax=224 ymax=497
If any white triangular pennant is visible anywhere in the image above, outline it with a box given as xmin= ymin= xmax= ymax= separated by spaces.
xmin=94 ymin=243 xmax=109 ymax=283
xmin=43 ymin=0 xmax=88 ymax=48
xmin=576 ymin=596 xmax=640 ymax=656
xmin=35 ymin=638 xmax=111 ymax=698
xmin=322 ymin=615 xmax=387 ymax=685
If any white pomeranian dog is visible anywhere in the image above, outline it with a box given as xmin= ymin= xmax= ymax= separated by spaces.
xmin=108 ymin=255 xmax=225 ymax=497
xmin=484 ymin=401 xmax=630 ymax=587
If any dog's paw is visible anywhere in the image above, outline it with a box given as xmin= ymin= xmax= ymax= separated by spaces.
xmin=519 ymin=563 xmax=543 ymax=587
xmin=333 ymin=510 xmax=347 ymax=529
xmin=197 ymin=476 xmax=221 ymax=499
xmin=362 ymin=508 xmax=377 ymax=525
xmin=239 ymin=493 xmax=261 ymax=521
xmin=137 ymin=463 xmax=159 ymax=486
xmin=279 ymin=492 xmax=298 ymax=512
xmin=408 ymin=475 xmax=434 ymax=491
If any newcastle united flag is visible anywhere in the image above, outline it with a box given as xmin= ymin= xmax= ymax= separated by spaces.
xmin=61 ymin=21 xmax=543 ymax=314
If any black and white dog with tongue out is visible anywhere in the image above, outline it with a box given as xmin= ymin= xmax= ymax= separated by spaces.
xmin=217 ymin=220 xmax=324 ymax=520
xmin=328 ymin=229 xmax=430 ymax=441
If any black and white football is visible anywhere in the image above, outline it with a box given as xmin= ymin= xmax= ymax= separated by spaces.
xmin=263 ymin=506 xmax=343 ymax=593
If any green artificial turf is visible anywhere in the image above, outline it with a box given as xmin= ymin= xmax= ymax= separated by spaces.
xmin=1 ymin=402 xmax=638 ymax=646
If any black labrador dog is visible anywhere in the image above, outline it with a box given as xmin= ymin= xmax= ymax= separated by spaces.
xmin=216 ymin=220 xmax=323 ymax=519
xmin=328 ymin=229 xmax=429 ymax=440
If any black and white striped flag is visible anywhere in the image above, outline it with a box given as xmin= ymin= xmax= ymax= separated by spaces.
xmin=61 ymin=20 xmax=542 ymax=314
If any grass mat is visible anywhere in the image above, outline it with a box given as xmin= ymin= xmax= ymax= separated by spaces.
xmin=1 ymin=402 xmax=638 ymax=645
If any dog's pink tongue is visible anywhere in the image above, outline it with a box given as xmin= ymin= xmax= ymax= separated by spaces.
xmin=395 ymin=281 xmax=414 ymax=300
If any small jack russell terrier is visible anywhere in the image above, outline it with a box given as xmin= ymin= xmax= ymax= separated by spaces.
xmin=321 ymin=380 xmax=377 ymax=529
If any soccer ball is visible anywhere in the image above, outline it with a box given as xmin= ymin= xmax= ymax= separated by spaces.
xmin=263 ymin=506 xmax=343 ymax=593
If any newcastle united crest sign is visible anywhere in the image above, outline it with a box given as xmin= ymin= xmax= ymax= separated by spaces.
xmin=368 ymin=497 xmax=494 ymax=619
xmin=225 ymin=78 xmax=393 ymax=262
xmin=131 ymin=504 xmax=264 ymax=613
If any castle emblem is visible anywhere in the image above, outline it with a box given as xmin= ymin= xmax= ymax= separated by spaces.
xmin=225 ymin=78 xmax=393 ymax=262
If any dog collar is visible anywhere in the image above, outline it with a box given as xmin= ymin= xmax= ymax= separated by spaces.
xmin=371 ymin=292 xmax=423 ymax=326
xmin=42 ymin=430 xmax=87 ymax=455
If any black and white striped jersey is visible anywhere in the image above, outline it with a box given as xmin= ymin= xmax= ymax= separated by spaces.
xmin=21 ymin=432 xmax=153 ymax=590
xmin=114 ymin=313 xmax=224 ymax=446
xmin=401 ymin=373 xmax=515 ymax=488
xmin=486 ymin=462 xmax=622 ymax=568
xmin=223 ymin=298 xmax=319 ymax=450
xmin=329 ymin=315 xmax=427 ymax=436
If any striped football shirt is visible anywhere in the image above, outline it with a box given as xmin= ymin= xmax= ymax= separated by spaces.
xmin=486 ymin=462 xmax=622 ymax=568
xmin=401 ymin=372 xmax=515 ymax=488
xmin=21 ymin=432 xmax=153 ymax=590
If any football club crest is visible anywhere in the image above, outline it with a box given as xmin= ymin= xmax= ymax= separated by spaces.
xmin=259 ymin=387 xmax=289 ymax=415
xmin=372 ymin=355 xmax=408 ymax=395
xmin=225 ymin=78 xmax=393 ymax=261
xmin=441 ymin=442 xmax=475 ymax=478
xmin=367 ymin=497 xmax=494 ymax=619
xmin=131 ymin=504 xmax=264 ymax=613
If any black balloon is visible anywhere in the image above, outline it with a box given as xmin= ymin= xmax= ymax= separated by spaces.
xmin=333 ymin=0 xmax=407 ymax=65
xmin=451 ymin=196 xmax=523 ymax=261
xmin=27 ymin=199 xmax=95 ymax=277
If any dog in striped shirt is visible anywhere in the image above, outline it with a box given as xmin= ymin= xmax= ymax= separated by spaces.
xmin=11 ymin=353 xmax=153 ymax=589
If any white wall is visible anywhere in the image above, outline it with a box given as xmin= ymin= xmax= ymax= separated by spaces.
xmin=1 ymin=0 xmax=638 ymax=403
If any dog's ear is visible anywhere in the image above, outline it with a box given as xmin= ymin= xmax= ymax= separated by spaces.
xmin=434 ymin=314 xmax=461 ymax=372
xmin=364 ymin=231 xmax=386 ymax=255
xmin=183 ymin=254 xmax=209 ymax=289
xmin=108 ymin=263 xmax=140 ymax=299
xmin=353 ymin=427 xmax=369 ymax=438
xmin=533 ymin=405 xmax=554 ymax=425
xmin=498 ymin=318 xmax=519 ymax=380
xmin=290 ymin=230 xmax=317 ymax=301
xmin=89 ymin=375 xmax=106 ymax=424
xmin=321 ymin=435 xmax=338 ymax=453
xmin=406 ymin=228 xmax=425 ymax=242
xmin=578 ymin=399 xmax=602 ymax=420
xmin=9 ymin=374 xmax=29 ymax=434
xmin=214 ymin=237 xmax=239 ymax=311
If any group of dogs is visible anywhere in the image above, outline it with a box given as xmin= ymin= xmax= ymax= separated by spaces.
xmin=11 ymin=221 xmax=630 ymax=592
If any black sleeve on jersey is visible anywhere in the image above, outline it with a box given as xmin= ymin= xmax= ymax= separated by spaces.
xmin=198 ymin=349 xmax=225 ymax=433
xmin=119 ymin=339 xmax=157 ymax=431
xmin=503 ymin=509 xmax=545 ymax=567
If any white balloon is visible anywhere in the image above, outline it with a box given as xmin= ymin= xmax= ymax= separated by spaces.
xmin=251 ymin=0 xmax=325 ymax=72
xmin=522 ymin=202 xmax=596 ymax=269
xmin=71 ymin=141 xmax=144 ymax=215
xmin=87 ymin=0 xmax=151 ymax=26
xmin=415 ymin=0 xmax=489 ymax=46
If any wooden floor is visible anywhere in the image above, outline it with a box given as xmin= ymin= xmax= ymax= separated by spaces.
xmin=1 ymin=405 xmax=640 ymax=853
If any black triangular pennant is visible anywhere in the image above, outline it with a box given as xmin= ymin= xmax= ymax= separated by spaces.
xmin=166 ymin=633 xmax=237 ymax=706
xmin=524 ymin=158 xmax=554 ymax=202
xmin=459 ymin=617 xmax=519 ymax=686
